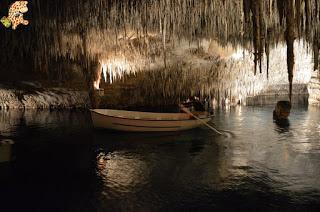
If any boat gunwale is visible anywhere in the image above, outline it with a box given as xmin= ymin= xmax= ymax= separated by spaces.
xmin=90 ymin=109 xmax=210 ymax=122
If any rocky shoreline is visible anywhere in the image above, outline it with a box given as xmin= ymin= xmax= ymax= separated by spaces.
xmin=246 ymin=84 xmax=309 ymax=106
xmin=1 ymin=76 xmax=320 ymax=110
xmin=308 ymin=72 xmax=320 ymax=106
xmin=0 ymin=86 xmax=90 ymax=110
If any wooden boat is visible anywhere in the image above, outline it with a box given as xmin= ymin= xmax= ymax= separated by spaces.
xmin=90 ymin=109 xmax=211 ymax=132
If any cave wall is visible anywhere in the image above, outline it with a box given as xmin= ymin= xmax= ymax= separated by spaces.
xmin=0 ymin=0 xmax=318 ymax=82
xmin=0 ymin=87 xmax=90 ymax=110
xmin=246 ymin=84 xmax=309 ymax=106
xmin=308 ymin=71 xmax=320 ymax=106
xmin=96 ymin=40 xmax=313 ymax=108
xmin=0 ymin=0 xmax=319 ymax=108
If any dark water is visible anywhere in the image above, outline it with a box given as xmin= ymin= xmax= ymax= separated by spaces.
xmin=0 ymin=107 xmax=320 ymax=211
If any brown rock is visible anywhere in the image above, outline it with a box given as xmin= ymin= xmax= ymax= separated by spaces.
xmin=273 ymin=101 xmax=291 ymax=120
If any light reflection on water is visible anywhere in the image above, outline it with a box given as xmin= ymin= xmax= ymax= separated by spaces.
xmin=97 ymin=151 xmax=150 ymax=196
xmin=0 ymin=106 xmax=320 ymax=211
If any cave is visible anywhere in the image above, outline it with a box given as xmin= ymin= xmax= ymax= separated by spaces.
xmin=0 ymin=0 xmax=320 ymax=211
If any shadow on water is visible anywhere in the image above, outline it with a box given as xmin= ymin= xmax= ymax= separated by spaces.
xmin=274 ymin=119 xmax=290 ymax=133
xmin=92 ymin=127 xmax=216 ymax=155
xmin=91 ymin=129 xmax=228 ymax=211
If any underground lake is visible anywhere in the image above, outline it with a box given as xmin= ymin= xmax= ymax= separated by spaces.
xmin=1 ymin=106 xmax=320 ymax=211
xmin=1 ymin=0 xmax=320 ymax=211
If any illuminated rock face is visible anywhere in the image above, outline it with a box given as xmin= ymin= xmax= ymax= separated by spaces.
xmin=308 ymin=72 xmax=320 ymax=106
xmin=0 ymin=88 xmax=89 ymax=110
xmin=95 ymin=41 xmax=313 ymax=108
xmin=0 ymin=39 xmax=315 ymax=109
xmin=0 ymin=0 xmax=317 ymax=108
xmin=246 ymin=84 xmax=309 ymax=106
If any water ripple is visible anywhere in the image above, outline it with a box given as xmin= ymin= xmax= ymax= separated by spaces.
xmin=1 ymin=106 xmax=320 ymax=210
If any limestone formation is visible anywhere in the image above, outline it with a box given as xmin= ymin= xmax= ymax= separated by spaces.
xmin=0 ymin=0 xmax=319 ymax=106
xmin=0 ymin=87 xmax=90 ymax=110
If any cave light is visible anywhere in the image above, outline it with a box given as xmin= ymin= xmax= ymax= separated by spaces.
xmin=101 ymin=59 xmax=136 ymax=84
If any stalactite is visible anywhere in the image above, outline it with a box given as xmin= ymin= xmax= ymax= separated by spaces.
xmin=258 ymin=0 xmax=266 ymax=74
xmin=305 ymin=0 xmax=311 ymax=38
xmin=277 ymin=0 xmax=286 ymax=24
xmin=285 ymin=0 xmax=296 ymax=102
xmin=295 ymin=0 xmax=302 ymax=36
xmin=251 ymin=0 xmax=261 ymax=75
xmin=265 ymin=29 xmax=270 ymax=79
xmin=163 ymin=14 xmax=167 ymax=68
xmin=0 ymin=0 xmax=319 ymax=102
xmin=314 ymin=40 xmax=319 ymax=71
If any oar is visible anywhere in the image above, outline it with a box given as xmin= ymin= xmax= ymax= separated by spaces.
xmin=179 ymin=105 xmax=224 ymax=135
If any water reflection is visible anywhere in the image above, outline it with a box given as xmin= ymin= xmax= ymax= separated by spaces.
xmin=0 ymin=110 xmax=24 ymax=137
xmin=0 ymin=107 xmax=320 ymax=210
xmin=0 ymin=140 xmax=14 ymax=163
xmin=213 ymin=106 xmax=320 ymax=195
xmin=97 ymin=151 xmax=149 ymax=195
xmin=274 ymin=119 xmax=290 ymax=129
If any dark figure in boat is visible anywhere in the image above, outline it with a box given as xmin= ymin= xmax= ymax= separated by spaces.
xmin=182 ymin=97 xmax=206 ymax=112
xmin=181 ymin=97 xmax=211 ymax=118
xmin=273 ymin=101 xmax=291 ymax=121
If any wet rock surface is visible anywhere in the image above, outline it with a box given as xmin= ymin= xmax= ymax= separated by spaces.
xmin=246 ymin=84 xmax=309 ymax=106
xmin=273 ymin=101 xmax=291 ymax=120
xmin=308 ymin=72 xmax=320 ymax=106
xmin=0 ymin=84 xmax=90 ymax=109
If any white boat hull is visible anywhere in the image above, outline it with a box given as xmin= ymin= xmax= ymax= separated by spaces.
xmin=90 ymin=109 xmax=211 ymax=132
